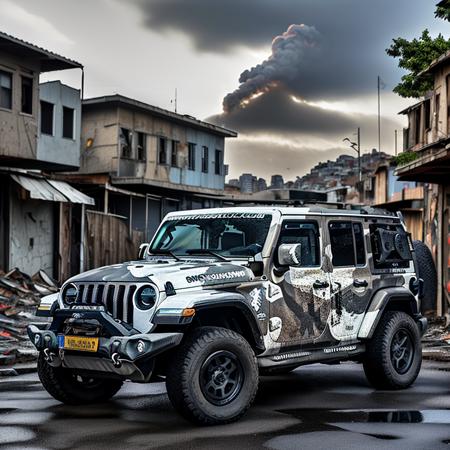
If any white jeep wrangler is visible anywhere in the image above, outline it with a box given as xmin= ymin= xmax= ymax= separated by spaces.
xmin=29 ymin=206 xmax=431 ymax=425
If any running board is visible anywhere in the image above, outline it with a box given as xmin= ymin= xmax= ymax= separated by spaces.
xmin=258 ymin=343 xmax=366 ymax=369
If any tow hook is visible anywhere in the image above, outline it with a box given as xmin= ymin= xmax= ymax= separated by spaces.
xmin=111 ymin=353 xmax=122 ymax=368
xmin=43 ymin=348 xmax=56 ymax=363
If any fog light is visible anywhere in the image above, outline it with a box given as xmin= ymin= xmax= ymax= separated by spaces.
xmin=136 ymin=340 xmax=145 ymax=353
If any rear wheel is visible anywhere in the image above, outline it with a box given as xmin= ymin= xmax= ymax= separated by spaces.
xmin=363 ymin=311 xmax=421 ymax=390
xmin=37 ymin=353 xmax=123 ymax=404
xmin=413 ymin=240 xmax=437 ymax=314
xmin=166 ymin=326 xmax=258 ymax=425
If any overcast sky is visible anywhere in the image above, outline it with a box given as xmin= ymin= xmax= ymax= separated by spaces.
xmin=0 ymin=0 xmax=447 ymax=180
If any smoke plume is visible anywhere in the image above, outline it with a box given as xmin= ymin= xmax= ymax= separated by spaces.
xmin=222 ymin=24 xmax=321 ymax=113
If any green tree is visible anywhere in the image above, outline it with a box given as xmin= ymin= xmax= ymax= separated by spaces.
xmin=435 ymin=0 xmax=450 ymax=21
xmin=386 ymin=2 xmax=450 ymax=98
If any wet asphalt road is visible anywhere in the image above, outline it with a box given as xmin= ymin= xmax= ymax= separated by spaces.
xmin=0 ymin=361 xmax=449 ymax=450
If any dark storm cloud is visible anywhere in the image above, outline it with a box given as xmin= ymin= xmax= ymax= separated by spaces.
xmin=133 ymin=0 xmax=430 ymax=99
xmin=209 ymin=89 xmax=401 ymax=144
xmin=223 ymin=24 xmax=321 ymax=112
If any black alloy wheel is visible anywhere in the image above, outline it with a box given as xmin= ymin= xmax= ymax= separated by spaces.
xmin=390 ymin=328 xmax=414 ymax=375
xmin=200 ymin=350 xmax=244 ymax=406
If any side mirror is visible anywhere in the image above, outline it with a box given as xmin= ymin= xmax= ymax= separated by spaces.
xmin=278 ymin=243 xmax=302 ymax=266
xmin=137 ymin=243 xmax=149 ymax=260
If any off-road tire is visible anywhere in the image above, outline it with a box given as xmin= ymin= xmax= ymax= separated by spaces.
xmin=363 ymin=311 xmax=421 ymax=390
xmin=166 ymin=326 xmax=258 ymax=425
xmin=413 ymin=240 xmax=437 ymax=314
xmin=37 ymin=353 xmax=123 ymax=404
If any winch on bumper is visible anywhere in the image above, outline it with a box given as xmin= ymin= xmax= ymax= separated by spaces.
xmin=27 ymin=309 xmax=182 ymax=382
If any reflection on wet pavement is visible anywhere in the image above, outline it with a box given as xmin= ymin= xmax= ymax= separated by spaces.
xmin=0 ymin=363 xmax=448 ymax=449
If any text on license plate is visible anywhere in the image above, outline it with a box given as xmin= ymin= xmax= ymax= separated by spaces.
xmin=58 ymin=335 xmax=99 ymax=352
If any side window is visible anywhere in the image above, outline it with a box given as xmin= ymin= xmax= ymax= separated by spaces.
xmin=275 ymin=221 xmax=320 ymax=267
xmin=329 ymin=221 xmax=366 ymax=267
xmin=353 ymin=222 xmax=366 ymax=265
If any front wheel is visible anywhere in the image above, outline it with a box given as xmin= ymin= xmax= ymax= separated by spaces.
xmin=166 ymin=327 xmax=258 ymax=425
xmin=363 ymin=311 xmax=422 ymax=390
xmin=37 ymin=353 xmax=123 ymax=404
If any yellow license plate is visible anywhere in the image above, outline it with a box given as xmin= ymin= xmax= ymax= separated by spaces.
xmin=63 ymin=336 xmax=99 ymax=352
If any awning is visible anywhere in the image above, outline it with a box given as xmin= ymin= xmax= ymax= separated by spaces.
xmin=11 ymin=174 xmax=95 ymax=205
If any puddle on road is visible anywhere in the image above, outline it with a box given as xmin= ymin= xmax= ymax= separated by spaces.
xmin=278 ymin=408 xmax=450 ymax=424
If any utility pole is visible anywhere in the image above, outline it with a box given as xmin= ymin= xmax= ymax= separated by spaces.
xmin=394 ymin=129 xmax=398 ymax=156
xmin=377 ymin=76 xmax=381 ymax=153
xmin=357 ymin=127 xmax=361 ymax=181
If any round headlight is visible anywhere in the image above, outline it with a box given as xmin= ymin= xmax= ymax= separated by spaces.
xmin=63 ymin=283 xmax=78 ymax=305
xmin=135 ymin=285 xmax=157 ymax=310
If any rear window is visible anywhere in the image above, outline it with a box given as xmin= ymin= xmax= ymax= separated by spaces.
xmin=328 ymin=221 xmax=366 ymax=267
xmin=370 ymin=223 xmax=412 ymax=270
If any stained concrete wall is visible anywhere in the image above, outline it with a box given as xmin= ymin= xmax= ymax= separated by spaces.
xmin=37 ymin=81 xmax=81 ymax=168
xmin=0 ymin=50 xmax=40 ymax=164
xmin=9 ymin=189 xmax=54 ymax=275
xmin=79 ymin=104 xmax=227 ymax=191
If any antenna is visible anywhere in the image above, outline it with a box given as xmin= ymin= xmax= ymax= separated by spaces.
xmin=170 ymin=88 xmax=178 ymax=113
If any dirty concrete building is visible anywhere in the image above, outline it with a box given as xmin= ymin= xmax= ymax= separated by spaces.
xmin=396 ymin=49 xmax=450 ymax=317
xmin=61 ymin=95 xmax=237 ymax=270
xmin=0 ymin=32 xmax=93 ymax=281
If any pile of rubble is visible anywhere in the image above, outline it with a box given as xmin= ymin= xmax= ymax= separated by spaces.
xmin=422 ymin=320 xmax=450 ymax=363
xmin=0 ymin=268 xmax=58 ymax=374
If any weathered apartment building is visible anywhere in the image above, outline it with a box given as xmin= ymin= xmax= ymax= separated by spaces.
xmin=396 ymin=49 xmax=450 ymax=317
xmin=0 ymin=32 xmax=93 ymax=281
xmin=61 ymin=94 xmax=237 ymax=269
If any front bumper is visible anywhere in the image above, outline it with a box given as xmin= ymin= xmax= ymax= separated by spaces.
xmin=27 ymin=309 xmax=182 ymax=382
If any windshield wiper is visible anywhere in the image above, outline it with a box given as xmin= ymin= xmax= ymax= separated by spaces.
xmin=148 ymin=249 xmax=181 ymax=261
xmin=185 ymin=249 xmax=229 ymax=261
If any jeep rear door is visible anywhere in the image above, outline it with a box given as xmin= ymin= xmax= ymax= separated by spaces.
xmin=325 ymin=219 xmax=373 ymax=342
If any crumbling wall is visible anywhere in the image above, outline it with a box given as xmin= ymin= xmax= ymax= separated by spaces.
xmin=9 ymin=195 xmax=54 ymax=276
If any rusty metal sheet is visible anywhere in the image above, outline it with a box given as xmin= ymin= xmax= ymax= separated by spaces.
xmin=47 ymin=180 xmax=95 ymax=205
xmin=11 ymin=174 xmax=68 ymax=202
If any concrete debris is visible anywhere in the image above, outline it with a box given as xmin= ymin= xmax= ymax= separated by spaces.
xmin=0 ymin=267 xmax=56 ymax=375
xmin=422 ymin=321 xmax=450 ymax=363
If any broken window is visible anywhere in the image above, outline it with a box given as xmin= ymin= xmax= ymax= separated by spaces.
xmin=40 ymin=100 xmax=54 ymax=135
xmin=159 ymin=137 xmax=167 ymax=164
xmin=329 ymin=221 xmax=365 ymax=267
xmin=414 ymin=108 xmax=421 ymax=144
xmin=62 ymin=106 xmax=74 ymax=139
xmin=21 ymin=76 xmax=33 ymax=114
xmin=171 ymin=140 xmax=178 ymax=167
xmin=435 ymin=93 xmax=440 ymax=132
xmin=0 ymin=70 xmax=12 ymax=110
xmin=424 ymin=99 xmax=431 ymax=130
xmin=188 ymin=143 xmax=196 ymax=170
xmin=120 ymin=127 xmax=132 ymax=158
xmin=202 ymin=146 xmax=209 ymax=173
xmin=137 ymin=132 xmax=146 ymax=160
xmin=215 ymin=149 xmax=223 ymax=175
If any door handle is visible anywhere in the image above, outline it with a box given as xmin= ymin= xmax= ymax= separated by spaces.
xmin=353 ymin=279 xmax=368 ymax=288
xmin=313 ymin=280 xmax=329 ymax=289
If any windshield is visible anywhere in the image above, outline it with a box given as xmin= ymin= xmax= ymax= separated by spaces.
xmin=150 ymin=212 xmax=273 ymax=258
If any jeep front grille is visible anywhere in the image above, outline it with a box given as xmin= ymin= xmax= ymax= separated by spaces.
xmin=73 ymin=283 xmax=137 ymax=324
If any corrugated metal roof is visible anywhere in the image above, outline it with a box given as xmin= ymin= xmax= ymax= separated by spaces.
xmin=0 ymin=31 xmax=82 ymax=72
xmin=47 ymin=180 xmax=95 ymax=205
xmin=11 ymin=174 xmax=68 ymax=202
xmin=11 ymin=174 xmax=94 ymax=205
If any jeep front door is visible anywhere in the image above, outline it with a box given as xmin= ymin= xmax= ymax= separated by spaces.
xmin=269 ymin=218 xmax=332 ymax=346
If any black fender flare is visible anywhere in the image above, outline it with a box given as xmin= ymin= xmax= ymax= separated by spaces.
xmin=358 ymin=287 xmax=421 ymax=339
xmin=193 ymin=299 xmax=266 ymax=352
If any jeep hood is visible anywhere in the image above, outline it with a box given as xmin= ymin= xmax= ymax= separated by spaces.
xmin=66 ymin=258 xmax=254 ymax=291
